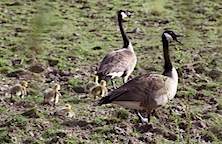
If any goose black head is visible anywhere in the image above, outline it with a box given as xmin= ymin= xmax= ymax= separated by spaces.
xmin=163 ymin=30 xmax=182 ymax=45
xmin=118 ymin=10 xmax=133 ymax=20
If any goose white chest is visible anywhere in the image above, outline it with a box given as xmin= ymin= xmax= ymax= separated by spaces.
xmin=166 ymin=67 xmax=178 ymax=100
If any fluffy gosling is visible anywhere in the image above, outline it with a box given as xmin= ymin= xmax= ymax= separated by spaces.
xmin=90 ymin=80 xmax=108 ymax=99
xmin=10 ymin=80 xmax=28 ymax=99
xmin=85 ymin=75 xmax=99 ymax=93
xmin=43 ymin=83 xmax=61 ymax=106
xmin=54 ymin=104 xmax=74 ymax=118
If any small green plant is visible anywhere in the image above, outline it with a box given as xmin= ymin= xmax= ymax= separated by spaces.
xmin=185 ymin=101 xmax=192 ymax=144
xmin=94 ymin=125 xmax=115 ymax=135
xmin=68 ymin=78 xmax=83 ymax=87
xmin=64 ymin=136 xmax=82 ymax=144
xmin=92 ymin=117 xmax=107 ymax=126
xmin=9 ymin=115 xmax=28 ymax=130
xmin=116 ymin=108 xmax=129 ymax=120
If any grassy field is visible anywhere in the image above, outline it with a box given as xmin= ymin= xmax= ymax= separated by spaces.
xmin=0 ymin=0 xmax=222 ymax=143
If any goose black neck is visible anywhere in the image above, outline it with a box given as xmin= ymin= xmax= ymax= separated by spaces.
xmin=118 ymin=14 xmax=130 ymax=48
xmin=162 ymin=35 xmax=173 ymax=76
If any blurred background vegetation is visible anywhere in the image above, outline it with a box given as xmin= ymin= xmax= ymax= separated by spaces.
xmin=0 ymin=0 xmax=221 ymax=143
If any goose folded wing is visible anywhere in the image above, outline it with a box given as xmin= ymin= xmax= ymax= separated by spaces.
xmin=98 ymin=50 xmax=134 ymax=75
xmin=102 ymin=74 xmax=168 ymax=109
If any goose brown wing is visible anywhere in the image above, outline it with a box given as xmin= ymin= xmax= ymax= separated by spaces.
xmin=97 ymin=49 xmax=134 ymax=75
xmin=99 ymin=74 xmax=168 ymax=109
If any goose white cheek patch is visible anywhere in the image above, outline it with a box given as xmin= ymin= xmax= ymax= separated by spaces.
xmin=121 ymin=12 xmax=128 ymax=19
xmin=164 ymin=33 xmax=173 ymax=41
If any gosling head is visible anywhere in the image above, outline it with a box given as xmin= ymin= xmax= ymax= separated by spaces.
xmin=20 ymin=81 xmax=28 ymax=87
xmin=53 ymin=84 xmax=61 ymax=91
xmin=64 ymin=104 xmax=71 ymax=110
xmin=163 ymin=30 xmax=182 ymax=44
xmin=100 ymin=80 xmax=107 ymax=87
xmin=118 ymin=10 xmax=133 ymax=20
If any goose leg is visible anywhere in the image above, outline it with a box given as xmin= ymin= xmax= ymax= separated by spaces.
xmin=147 ymin=113 xmax=151 ymax=123
xmin=20 ymin=90 xmax=24 ymax=99
xmin=111 ymin=80 xmax=116 ymax=89
xmin=136 ymin=111 xmax=148 ymax=123
xmin=122 ymin=77 xmax=125 ymax=84
xmin=152 ymin=110 xmax=159 ymax=119
xmin=123 ymin=75 xmax=129 ymax=84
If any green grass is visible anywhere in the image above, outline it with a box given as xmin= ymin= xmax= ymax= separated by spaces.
xmin=0 ymin=0 xmax=221 ymax=143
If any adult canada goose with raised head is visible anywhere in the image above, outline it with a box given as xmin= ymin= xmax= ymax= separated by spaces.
xmin=97 ymin=10 xmax=137 ymax=89
xmin=98 ymin=30 xmax=182 ymax=123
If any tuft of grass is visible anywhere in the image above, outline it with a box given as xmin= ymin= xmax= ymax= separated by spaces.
xmin=92 ymin=117 xmax=107 ymax=126
xmin=5 ymin=115 xmax=29 ymax=131
xmin=0 ymin=107 xmax=7 ymax=113
xmin=184 ymin=101 xmax=192 ymax=144
xmin=93 ymin=125 xmax=115 ymax=135
xmin=116 ymin=108 xmax=129 ymax=120
xmin=21 ymin=107 xmax=43 ymax=118
xmin=68 ymin=78 xmax=84 ymax=87
xmin=0 ymin=132 xmax=12 ymax=143
xmin=64 ymin=136 xmax=82 ymax=144
xmin=0 ymin=0 xmax=222 ymax=143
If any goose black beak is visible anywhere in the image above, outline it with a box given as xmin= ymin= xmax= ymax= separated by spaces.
xmin=175 ymin=39 xmax=183 ymax=45
xmin=175 ymin=34 xmax=183 ymax=45
xmin=126 ymin=11 xmax=133 ymax=17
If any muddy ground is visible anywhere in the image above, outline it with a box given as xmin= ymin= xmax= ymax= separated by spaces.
xmin=0 ymin=0 xmax=221 ymax=143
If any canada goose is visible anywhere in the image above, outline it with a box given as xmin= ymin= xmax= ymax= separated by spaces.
xmin=43 ymin=83 xmax=61 ymax=106
xmin=90 ymin=80 xmax=108 ymax=99
xmin=98 ymin=30 xmax=182 ymax=123
xmin=10 ymin=80 xmax=28 ymax=99
xmin=97 ymin=10 xmax=137 ymax=89
xmin=54 ymin=104 xmax=74 ymax=118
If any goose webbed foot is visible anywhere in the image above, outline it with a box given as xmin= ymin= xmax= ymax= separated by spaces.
xmin=136 ymin=111 xmax=150 ymax=123
xmin=111 ymin=80 xmax=117 ymax=89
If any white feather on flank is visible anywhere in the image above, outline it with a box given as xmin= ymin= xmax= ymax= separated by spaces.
xmin=107 ymin=71 xmax=124 ymax=79
xmin=120 ymin=12 xmax=128 ymax=19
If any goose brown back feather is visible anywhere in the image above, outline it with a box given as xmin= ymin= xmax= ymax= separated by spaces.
xmin=97 ymin=49 xmax=136 ymax=77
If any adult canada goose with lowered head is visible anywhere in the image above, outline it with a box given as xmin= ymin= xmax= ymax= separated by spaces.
xmin=98 ymin=30 xmax=182 ymax=123
xmin=97 ymin=10 xmax=137 ymax=89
